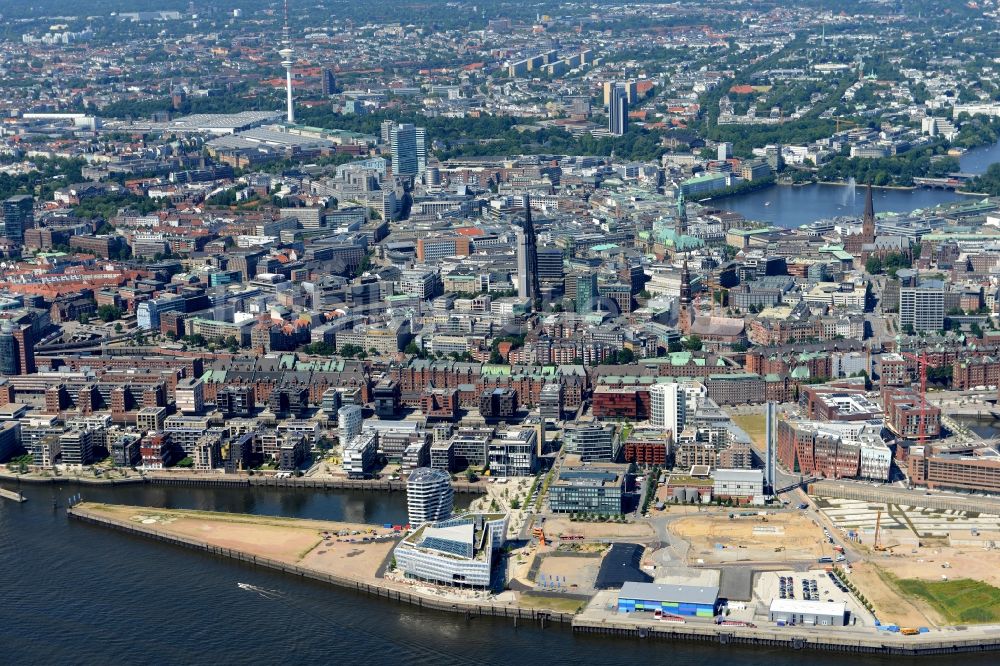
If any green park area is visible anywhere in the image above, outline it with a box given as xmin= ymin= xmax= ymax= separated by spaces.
xmin=893 ymin=577 xmax=1000 ymax=624
xmin=731 ymin=414 xmax=767 ymax=451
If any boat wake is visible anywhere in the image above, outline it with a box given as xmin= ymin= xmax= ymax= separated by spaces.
xmin=237 ymin=582 xmax=285 ymax=599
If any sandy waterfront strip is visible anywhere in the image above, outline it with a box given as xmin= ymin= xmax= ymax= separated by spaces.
xmin=75 ymin=502 xmax=399 ymax=581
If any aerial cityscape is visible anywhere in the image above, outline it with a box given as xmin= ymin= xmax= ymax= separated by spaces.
xmin=4 ymin=0 xmax=1000 ymax=662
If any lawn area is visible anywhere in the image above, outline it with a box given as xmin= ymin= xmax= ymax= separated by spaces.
xmin=518 ymin=593 xmax=586 ymax=614
xmin=731 ymin=413 xmax=767 ymax=451
xmin=892 ymin=577 xmax=1000 ymax=624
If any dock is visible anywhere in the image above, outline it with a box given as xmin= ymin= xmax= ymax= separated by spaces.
xmin=571 ymin=617 xmax=1000 ymax=656
xmin=0 ymin=487 xmax=26 ymax=502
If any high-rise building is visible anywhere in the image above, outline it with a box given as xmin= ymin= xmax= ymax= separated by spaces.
xmin=406 ymin=467 xmax=453 ymax=526
xmin=764 ymin=144 xmax=783 ymax=171
xmin=175 ymin=378 xmax=205 ymax=415
xmin=0 ymin=324 xmax=35 ymax=375
xmin=717 ymin=142 xmax=733 ymax=161
xmin=899 ymin=281 xmax=945 ymax=333
xmin=390 ymin=123 xmax=426 ymax=177
xmin=0 ymin=325 xmax=19 ymax=375
xmin=516 ymin=197 xmax=540 ymax=301
xmin=649 ymin=383 xmax=685 ymax=441
xmin=2 ymin=195 xmax=34 ymax=243
xmin=380 ymin=119 xmax=395 ymax=145
xmin=536 ymin=247 xmax=564 ymax=282
xmin=609 ymin=84 xmax=628 ymax=136
xmin=321 ymin=68 xmax=336 ymax=96
xmin=574 ymin=272 xmax=598 ymax=314
xmin=338 ymin=405 xmax=363 ymax=448
xmin=564 ymin=423 xmax=619 ymax=462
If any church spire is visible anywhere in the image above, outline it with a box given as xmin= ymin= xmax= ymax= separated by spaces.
xmin=676 ymin=189 xmax=688 ymax=236
xmin=862 ymin=183 xmax=875 ymax=240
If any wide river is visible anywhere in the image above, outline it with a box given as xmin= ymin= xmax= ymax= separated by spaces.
xmin=0 ymin=483 xmax=994 ymax=665
xmin=714 ymin=140 xmax=1000 ymax=228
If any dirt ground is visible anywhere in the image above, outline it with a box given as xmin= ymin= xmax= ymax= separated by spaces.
xmin=848 ymin=561 xmax=942 ymax=627
xmin=540 ymin=516 xmax=654 ymax=540
xmin=844 ymin=544 xmax=1000 ymax=627
xmin=535 ymin=554 xmax=602 ymax=592
xmin=864 ymin=547 xmax=1000 ymax=588
xmin=669 ymin=512 xmax=827 ymax=563
xmin=88 ymin=503 xmax=396 ymax=580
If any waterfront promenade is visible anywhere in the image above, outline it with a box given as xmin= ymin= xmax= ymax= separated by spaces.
xmin=0 ymin=470 xmax=485 ymax=494
xmin=68 ymin=502 xmax=1000 ymax=656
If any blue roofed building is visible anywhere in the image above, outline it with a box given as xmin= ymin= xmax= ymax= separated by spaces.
xmin=617 ymin=581 xmax=720 ymax=618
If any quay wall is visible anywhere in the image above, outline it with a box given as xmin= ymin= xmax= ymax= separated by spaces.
xmin=0 ymin=472 xmax=485 ymax=494
xmin=68 ymin=505 xmax=1000 ymax=656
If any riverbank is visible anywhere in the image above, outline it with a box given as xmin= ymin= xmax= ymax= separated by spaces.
xmin=0 ymin=470 xmax=486 ymax=494
xmin=68 ymin=502 xmax=1000 ymax=656
xmin=815 ymin=180 xmax=916 ymax=191
xmin=69 ymin=502 xmax=572 ymax=624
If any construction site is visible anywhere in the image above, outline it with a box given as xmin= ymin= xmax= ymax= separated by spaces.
xmin=811 ymin=494 xmax=1000 ymax=625
xmin=669 ymin=511 xmax=829 ymax=564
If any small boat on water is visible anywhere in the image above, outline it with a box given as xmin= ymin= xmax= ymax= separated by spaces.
xmin=237 ymin=582 xmax=284 ymax=598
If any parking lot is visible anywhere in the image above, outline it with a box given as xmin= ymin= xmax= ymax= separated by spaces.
xmin=751 ymin=570 xmax=875 ymax=627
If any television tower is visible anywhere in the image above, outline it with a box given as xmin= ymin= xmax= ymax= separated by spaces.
xmin=279 ymin=0 xmax=295 ymax=124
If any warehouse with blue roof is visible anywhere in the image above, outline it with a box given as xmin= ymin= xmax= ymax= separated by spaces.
xmin=616 ymin=582 xmax=719 ymax=618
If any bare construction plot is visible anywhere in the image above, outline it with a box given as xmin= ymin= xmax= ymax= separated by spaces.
xmin=669 ymin=512 xmax=827 ymax=564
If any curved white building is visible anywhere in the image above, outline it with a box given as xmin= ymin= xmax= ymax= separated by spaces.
xmin=406 ymin=467 xmax=453 ymax=527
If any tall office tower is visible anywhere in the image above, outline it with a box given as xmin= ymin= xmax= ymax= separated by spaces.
xmin=321 ymin=68 xmax=336 ymax=96
xmin=390 ymin=123 xmax=426 ymax=177
xmin=626 ymin=79 xmax=638 ymax=104
xmin=406 ymin=467 xmax=454 ymax=527
xmin=0 ymin=324 xmax=36 ymax=375
xmin=536 ymin=247 xmax=565 ymax=283
xmin=649 ymin=382 xmax=686 ymax=441
xmin=516 ymin=196 xmax=540 ymax=301
xmin=574 ymin=271 xmax=598 ymax=314
xmin=609 ymin=84 xmax=628 ymax=136
xmin=0 ymin=325 xmax=19 ymax=375
xmin=380 ymin=119 xmax=396 ymax=145
xmin=414 ymin=126 xmax=426 ymax=175
xmin=899 ymin=281 xmax=945 ymax=333
xmin=717 ymin=142 xmax=733 ymax=161
xmin=2 ymin=195 xmax=34 ymax=243
xmin=279 ymin=0 xmax=295 ymax=123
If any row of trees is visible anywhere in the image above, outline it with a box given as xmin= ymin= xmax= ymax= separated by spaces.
xmin=817 ymin=144 xmax=960 ymax=186
xmin=73 ymin=192 xmax=162 ymax=220
xmin=969 ymin=163 xmax=1000 ymax=196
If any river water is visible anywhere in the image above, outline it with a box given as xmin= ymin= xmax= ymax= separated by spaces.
xmin=714 ymin=141 xmax=1000 ymax=228
xmin=0 ymin=484 xmax=992 ymax=665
